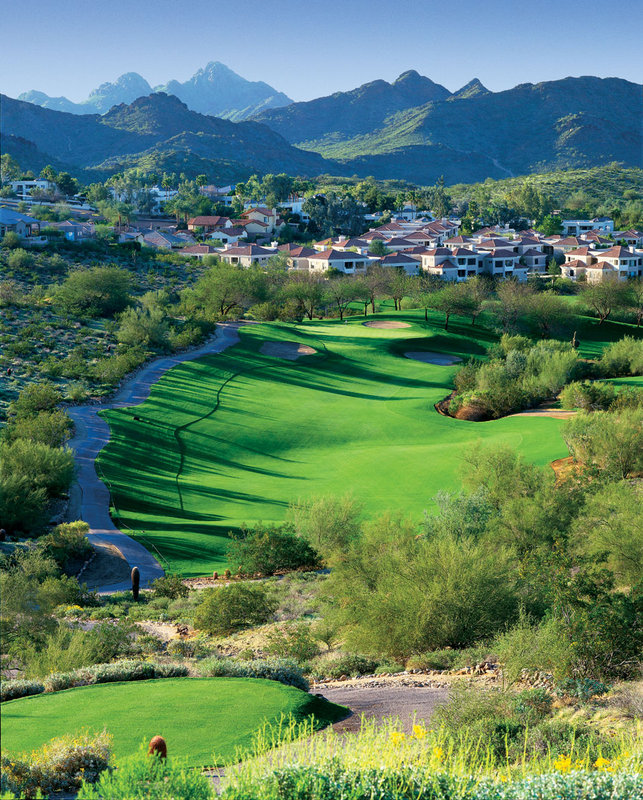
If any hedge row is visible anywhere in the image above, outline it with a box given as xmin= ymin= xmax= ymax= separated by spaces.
xmin=1 ymin=660 xmax=188 ymax=702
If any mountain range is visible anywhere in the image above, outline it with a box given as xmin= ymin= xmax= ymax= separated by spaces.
xmin=18 ymin=62 xmax=292 ymax=120
xmin=5 ymin=70 xmax=642 ymax=186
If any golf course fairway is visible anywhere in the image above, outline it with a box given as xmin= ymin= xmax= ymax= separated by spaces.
xmin=1 ymin=677 xmax=347 ymax=767
xmin=97 ymin=309 xmax=633 ymax=576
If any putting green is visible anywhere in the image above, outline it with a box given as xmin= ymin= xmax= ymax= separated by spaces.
xmin=0 ymin=678 xmax=347 ymax=767
xmin=98 ymin=309 xmax=636 ymax=576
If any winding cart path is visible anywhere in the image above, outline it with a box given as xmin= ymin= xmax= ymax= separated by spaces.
xmin=67 ymin=323 xmax=244 ymax=592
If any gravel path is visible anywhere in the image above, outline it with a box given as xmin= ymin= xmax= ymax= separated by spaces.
xmin=67 ymin=323 xmax=245 ymax=593
xmin=319 ymin=684 xmax=449 ymax=733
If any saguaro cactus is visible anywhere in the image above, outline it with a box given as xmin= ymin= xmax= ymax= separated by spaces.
xmin=131 ymin=566 xmax=140 ymax=601
xmin=148 ymin=735 xmax=167 ymax=759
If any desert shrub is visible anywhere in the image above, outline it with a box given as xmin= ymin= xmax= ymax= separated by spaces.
xmin=0 ymin=679 xmax=44 ymax=702
xmin=0 ymin=473 xmax=48 ymax=534
xmin=310 ymin=653 xmax=379 ymax=679
xmin=406 ymin=649 xmax=461 ymax=671
xmin=512 ymin=688 xmax=553 ymax=720
xmin=555 ymin=678 xmax=610 ymax=703
xmin=193 ymin=583 xmax=277 ymax=636
xmin=55 ymin=266 xmax=132 ymax=317
xmin=25 ymin=622 xmax=136 ymax=678
xmin=600 ymin=336 xmax=643 ymax=376
xmin=248 ymin=301 xmax=280 ymax=321
xmin=562 ymin=408 xmax=643 ymax=479
xmin=228 ymin=524 xmax=321 ymax=577
xmin=117 ymin=305 xmax=170 ymax=350
xmin=166 ymin=638 xmax=196 ymax=658
xmin=4 ymin=408 xmax=72 ymax=448
xmin=66 ymin=380 xmax=90 ymax=402
xmin=76 ymin=747 xmax=214 ymax=800
xmin=199 ymin=656 xmax=309 ymax=691
xmin=572 ymin=481 xmax=643 ymax=586
xmin=265 ymin=623 xmax=321 ymax=663
xmin=39 ymin=521 xmax=92 ymax=569
xmin=39 ymin=660 xmax=188 ymax=693
xmin=324 ymin=514 xmax=518 ymax=658
xmin=494 ymin=616 xmax=573 ymax=685
xmin=560 ymin=380 xmax=616 ymax=411
xmin=1 ymin=730 xmax=111 ymax=798
xmin=287 ymin=495 xmax=362 ymax=560
xmin=8 ymin=381 xmax=61 ymax=416
xmin=151 ymin=574 xmax=189 ymax=599
xmin=91 ymin=346 xmax=146 ymax=385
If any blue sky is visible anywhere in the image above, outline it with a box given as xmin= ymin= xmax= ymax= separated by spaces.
xmin=2 ymin=0 xmax=641 ymax=102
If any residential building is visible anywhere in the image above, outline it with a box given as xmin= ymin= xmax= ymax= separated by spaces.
xmin=0 ymin=207 xmax=42 ymax=238
xmin=219 ymin=245 xmax=278 ymax=267
xmin=307 ymin=249 xmax=368 ymax=274
xmin=9 ymin=179 xmax=56 ymax=197
xmin=561 ymin=217 xmax=614 ymax=236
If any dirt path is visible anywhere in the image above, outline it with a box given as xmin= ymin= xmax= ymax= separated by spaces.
xmin=66 ymin=323 xmax=245 ymax=593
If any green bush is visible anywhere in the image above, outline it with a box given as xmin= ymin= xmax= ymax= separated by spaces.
xmin=600 ymin=336 xmax=643 ymax=376
xmin=55 ymin=266 xmax=132 ymax=318
xmin=228 ymin=525 xmax=321 ymax=577
xmin=265 ymin=623 xmax=321 ymax=663
xmin=199 ymin=656 xmax=309 ymax=691
xmin=77 ymin=748 xmax=214 ymax=800
xmin=39 ymin=521 xmax=92 ymax=569
xmin=560 ymin=380 xmax=616 ymax=411
xmin=193 ymin=582 xmax=277 ymax=636
xmin=310 ymin=653 xmax=379 ymax=679
xmin=151 ymin=574 xmax=189 ymax=599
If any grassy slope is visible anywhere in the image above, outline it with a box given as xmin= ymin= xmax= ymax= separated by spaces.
xmin=1 ymin=677 xmax=346 ymax=767
xmin=97 ymin=308 xmax=636 ymax=576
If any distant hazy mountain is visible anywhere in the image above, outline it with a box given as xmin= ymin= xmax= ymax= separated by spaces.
xmin=1 ymin=92 xmax=333 ymax=183
xmin=154 ymin=61 xmax=292 ymax=120
xmin=17 ymin=62 xmax=292 ymax=120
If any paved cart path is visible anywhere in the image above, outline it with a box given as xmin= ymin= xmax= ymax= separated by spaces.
xmin=67 ymin=323 xmax=244 ymax=593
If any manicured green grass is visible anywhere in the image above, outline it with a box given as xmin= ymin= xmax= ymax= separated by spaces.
xmin=1 ymin=678 xmax=346 ymax=767
xmin=98 ymin=308 xmax=637 ymax=576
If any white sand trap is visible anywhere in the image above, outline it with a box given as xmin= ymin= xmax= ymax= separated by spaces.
xmin=363 ymin=320 xmax=411 ymax=329
xmin=260 ymin=341 xmax=317 ymax=360
xmin=405 ymin=351 xmax=462 ymax=366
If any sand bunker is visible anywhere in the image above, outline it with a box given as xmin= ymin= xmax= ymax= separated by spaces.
xmin=363 ymin=320 xmax=411 ymax=329
xmin=260 ymin=341 xmax=317 ymax=360
xmin=405 ymin=351 xmax=462 ymax=366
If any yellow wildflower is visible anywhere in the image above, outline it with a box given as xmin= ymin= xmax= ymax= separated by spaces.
xmin=432 ymin=746 xmax=444 ymax=762
xmin=389 ymin=731 xmax=406 ymax=745
xmin=553 ymin=754 xmax=572 ymax=773
xmin=412 ymin=724 xmax=427 ymax=740
xmin=594 ymin=757 xmax=612 ymax=771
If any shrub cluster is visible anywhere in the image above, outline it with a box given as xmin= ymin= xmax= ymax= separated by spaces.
xmin=450 ymin=335 xmax=580 ymax=419
xmin=1 ymin=660 xmax=188 ymax=702
xmin=219 ymin=767 xmax=641 ymax=800
xmin=1 ymin=731 xmax=111 ymax=799
xmin=199 ymin=656 xmax=309 ymax=692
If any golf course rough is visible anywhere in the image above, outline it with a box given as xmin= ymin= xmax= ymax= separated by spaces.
xmin=97 ymin=309 xmax=636 ymax=577
xmin=1 ymin=677 xmax=347 ymax=767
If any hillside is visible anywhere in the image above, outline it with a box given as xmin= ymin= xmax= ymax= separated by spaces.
xmin=252 ymin=70 xmax=452 ymax=142
xmin=18 ymin=61 xmax=292 ymax=120
xmin=0 ymin=93 xmax=333 ymax=182
xmin=255 ymin=75 xmax=643 ymax=184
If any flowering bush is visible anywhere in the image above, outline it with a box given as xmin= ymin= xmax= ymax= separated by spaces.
xmin=1 ymin=731 xmax=111 ymax=799
xmin=0 ymin=679 xmax=45 ymax=703
xmin=199 ymin=656 xmax=309 ymax=691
